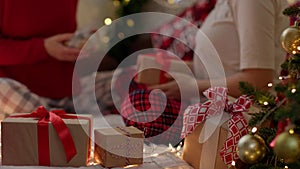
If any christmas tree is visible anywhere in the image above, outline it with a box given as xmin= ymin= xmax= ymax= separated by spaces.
xmin=236 ymin=4 xmax=300 ymax=169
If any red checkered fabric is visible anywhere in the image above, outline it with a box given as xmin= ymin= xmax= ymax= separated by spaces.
xmin=151 ymin=0 xmax=216 ymax=60
xmin=0 ymin=78 xmax=44 ymax=116
xmin=121 ymin=88 xmax=189 ymax=145
xmin=119 ymin=71 xmax=190 ymax=145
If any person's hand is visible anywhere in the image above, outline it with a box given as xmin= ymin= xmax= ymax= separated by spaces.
xmin=44 ymin=33 xmax=81 ymax=61
xmin=147 ymin=72 xmax=199 ymax=100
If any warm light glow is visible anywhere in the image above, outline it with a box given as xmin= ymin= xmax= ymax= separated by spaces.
xmin=231 ymin=161 xmax=236 ymax=166
xmin=292 ymin=50 xmax=297 ymax=54
xmin=297 ymin=46 xmax=300 ymax=50
xmin=285 ymin=165 xmax=289 ymax=169
xmin=104 ymin=18 xmax=112 ymax=25
xmin=287 ymin=0 xmax=296 ymax=5
xmin=289 ymin=129 xmax=295 ymax=135
xmin=124 ymin=0 xmax=130 ymax=3
xmin=118 ymin=32 xmax=125 ymax=39
xmin=251 ymin=127 xmax=258 ymax=134
xmin=113 ymin=0 xmax=121 ymax=7
xmin=291 ymin=88 xmax=297 ymax=93
xmin=124 ymin=164 xmax=139 ymax=168
xmin=127 ymin=19 xmax=135 ymax=27
xmin=267 ymin=83 xmax=273 ymax=87
xmin=151 ymin=153 xmax=159 ymax=157
xmin=102 ymin=36 xmax=110 ymax=43
xmin=168 ymin=0 xmax=175 ymax=4
xmin=263 ymin=101 xmax=269 ymax=106
xmin=278 ymin=76 xmax=283 ymax=80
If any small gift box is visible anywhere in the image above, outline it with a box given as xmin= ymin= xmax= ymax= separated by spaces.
xmin=94 ymin=126 xmax=144 ymax=168
xmin=181 ymin=87 xmax=252 ymax=169
xmin=135 ymin=53 xmax=191 ymax=85
xmin=1 ymin=106 xmax=92 ymax=167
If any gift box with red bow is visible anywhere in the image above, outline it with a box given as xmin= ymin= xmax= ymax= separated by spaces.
xmin=181 ymin=87 xmax=252 ymax=169
xmin=1 ymin=106 xmax=92 ymax=167
xmin=94 ymin=126 xmax=144 ymax=168
xmin=135 ymin=52 xmax=192 ymax=85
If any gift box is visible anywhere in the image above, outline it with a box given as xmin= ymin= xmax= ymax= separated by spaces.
xmin=182 ymin=116 xmax=229 ymax=169
xmin=94 ymin=126 xmax=144 ymax=168
xmin=135 ymin=53 xmax=192 ymax=85
xmin=1 ymin=106 xmax=92 ymax=167
xmin=181 ymin=87 xmax=252 ymax=169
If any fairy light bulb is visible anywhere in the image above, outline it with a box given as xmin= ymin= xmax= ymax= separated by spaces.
xmin=251 ymin=127 xmax=258 ymax=134
xmin=104 ymin=18 xmax=112 ymax=25
xmin=267 ymin=83 xmax=273 ymax=87
xmin=231 ymin=161 xmax=236 ymax=166
xmin=263 ymin=101 xmax=269 ymax=106
xmin=289 ymin=129 xmax=295 ymax=135
xmin=113 ymin=0 xmax=120 ymax=7
xmin=279 ymin=76 xmax=283 ymax=80
xmin=291 ymin=88 xmax=297 ymax=93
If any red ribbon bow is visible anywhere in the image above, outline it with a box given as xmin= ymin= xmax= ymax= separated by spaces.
xmin=11 ymin=106 xmax=78 ymax=166
xmin=181 ymin=87 xmax=252 ymax=165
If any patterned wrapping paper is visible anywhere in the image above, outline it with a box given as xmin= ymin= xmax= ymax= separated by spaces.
xmin=181 ymin=87 xmax=252 ymax=169
xmin=94 ymin=126 xmax=144 ymax=168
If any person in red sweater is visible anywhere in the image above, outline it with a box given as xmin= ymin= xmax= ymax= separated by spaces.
xmin=0 ymin=0 xmax=83 ymax=115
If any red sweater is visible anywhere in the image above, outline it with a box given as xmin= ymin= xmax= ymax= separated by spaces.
xmin=0 ymin=0 xmax=80 ymax=99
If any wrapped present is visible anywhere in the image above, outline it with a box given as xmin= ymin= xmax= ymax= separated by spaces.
xmin=181 ymin=87 xmax=252 ymax=169
xmin=94 ymin=126 xmax=144 ymax=168
xmin=135 ymin=52 xmax=192 ymax=85
xmin=1 ymin=106 xmax=92 ymax=167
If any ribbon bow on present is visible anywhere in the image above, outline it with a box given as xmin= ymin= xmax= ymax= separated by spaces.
xmin=11 ymin=106 xmax=79 ymax=166
xmin=181 ymin=87 xmax=252 ymax=165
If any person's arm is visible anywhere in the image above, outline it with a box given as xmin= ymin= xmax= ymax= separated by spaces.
xmin=0 ymin=33 xmax=80 ymax=65
xmin=0 ymin=36 xmax=49 ymax=65
xmin=197 ymin=69 xmax=273 ymax=98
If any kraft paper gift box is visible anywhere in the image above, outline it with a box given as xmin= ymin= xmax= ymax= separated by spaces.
xmin=94 ymin=126 xmax=144 ymax=168
xmin=1 ymin=106 xmax=92 ymax=167
xmin=181 ymin=87 xmax=252 ymax=169
xmin=182 ymin=116 xmax=229 ymax=169
xmin=135 ymin=53 xmax=192 ymax=85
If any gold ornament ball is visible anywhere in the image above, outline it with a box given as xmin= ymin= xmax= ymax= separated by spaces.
xmin=236 ymin=134 xmax=267 ymax=164
xmin=274 ymin=132 xmax=300 ymax=163
xmin=281 ymin=22 xmax=300 ymax=54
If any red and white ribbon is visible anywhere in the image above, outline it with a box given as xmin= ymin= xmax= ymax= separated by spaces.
xmin=181 ymin=87 xmax=252 ymax=165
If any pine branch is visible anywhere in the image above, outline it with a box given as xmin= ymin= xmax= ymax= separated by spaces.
xmin=283 ymin=5 xmax=300 ymax=16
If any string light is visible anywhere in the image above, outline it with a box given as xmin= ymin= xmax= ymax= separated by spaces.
xmin=291 ymin=88 xmax=297 ymax=93
xmin=113 ymin=0 xmax=121 ymax=7
xmin=127 ymin=19 xmax=135 ymax=27
xmin=279 ymin=76 xmax=283 ymax=80
xmin=292 ymin=50 xmax=297 ymax=54
xmin=102 ymin=36 xmax=110 ymax=43
xmin=168 ymin=0 xmax=175 ymax=4
xmin=118 ymin=32 xmax=125 ymax=39
xmin=104 ymin=18 xmax=112 ymax=26
xmin=151 ymin=153 xmax=159 ymax=157
xmin=124 ymin=0 xmax=130 ymax=5
xmin=285 ymin=165 xmax=289 ymax=169
xmin=289 ymin=129 xmax=295 ymax=135
xmin=267 ymin=83 xmax=273 ymax=87
xmin=251 ymin=127 xmax=258 ymax=134
xmin=297 ymin=46 xmax=300 ymax=50
xmin=231 ymin=161 xmax=236 ymax=166
xmin=263 ymin=101 xmax=269 ymax=106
